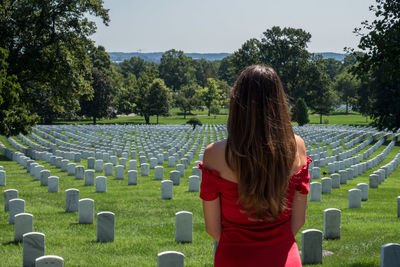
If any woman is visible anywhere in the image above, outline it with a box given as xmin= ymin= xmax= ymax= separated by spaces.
xmin=199 ymin=65 xmax=311 ymax=266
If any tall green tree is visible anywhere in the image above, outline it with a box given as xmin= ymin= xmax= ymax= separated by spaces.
xmin=147 ymin=78 xmax=170 ymax=124
xmin=304 ymin=56 xmax=338 ymax=123
xmin=321 ymin=58 xmax=343 ymax=80
xmin=133 ymin=69 xmax=160 ymax=124
xmin=228 ymin=26 xmax=312 ymax=99
xmin=80 ymin=45 xmax=115 ymax=124
xmin=292 ymin=98 xmax=309 ymax=126
xmin=200 ymin=78 xmax=221 ymax=116
xmin=0 ymin=48 xmax=38 ymax=136
xmin=174 ymin=83 xmax=202 ymax=119
xmin=193 ymin=59 xmax=218 ymax=87
xmin=332 ymin=70 xmax=360 ymax=113
xmin=119 ymin=57 xmax=152 ymax=78
xmin=217 ymin=55 xmax=237 ymax=85
xmin=0 ymin=0 xmax=109 ymax=124
xmin=350 ymin=0 xmax=400 ymax=130
xmin=114 ymin=72 xmax=137 ymax=115
xmin=158 ymin=49 xmax=196 ymax=91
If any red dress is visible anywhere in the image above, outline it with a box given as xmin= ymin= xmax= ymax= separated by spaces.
xmin=199 ymin=157 xmax=312 ymax=267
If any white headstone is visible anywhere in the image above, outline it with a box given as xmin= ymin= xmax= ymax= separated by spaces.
xmin=79 ymin=198 xmax=94 ymax=224
xmin=95 ymin=159 xmax=103 ymax=172
xmin=170 ymin=170 xmax=180 ymax=186
xmin=14 ymin=213 xmax=33 ymax=242
xmin=23 ymin=232 xmax=45 ymax=267
xmin=4 ymin=189 xmax=18 ymax=211
xmin=310 ymin=182 xmax=322 ymax=201
xmin=188 ymin=175 xmax=200 ymax=192
xmin=348 ymin=189 xmax=362 ymax=208
xmin=381 ymin=243 xmax=400 ymax=267
xmin=115 ymin=165 xmax=124 ymax=180
xmin=323 ymin=208 xmax=341 ymax=239
xmin=175 ymin=211 xmax=193 ymax=243
xmin=67 ymin=163 xmax=76 ymax=176
xmin=157 ymin=251 xmax=184 ymax=267
xmin=356 ymin=183 xmax=368 ymax=201
xmin=35 ymin=255 xmax=64 ymax=267
xmin=104 ymin=163 xmax=113 ymax=176
xmin=0 ymin=170 xmax=6 ymax=186
xmin=84 ymin=170 xmax=95 ymax=186
xmin=141 ymin=163 xmax=149 ymax=176
xmin=301 ymin=229 xmax=323 ymax=264
xmin=161 ymin=180 xmax=173 ymax=200
xmin=128 ymin=170 xmax=138 ymax=185
xmin=9 ymin=198 xmax=25 ymax=224
xmin=154 ymin=166 xmax=163 ymax=180
xmin=96 ymin=176 xmax=107 ymax=193
xmin=97 ymin=211 xmax=115 ymax=242
xmin=65 ymin=189 xmax=79 ymax=212
xmin=48 ymin=177 xmax=59 ymax=193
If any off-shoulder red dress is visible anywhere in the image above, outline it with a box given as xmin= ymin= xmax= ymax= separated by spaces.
xmin=199 ymin=157 xmax=312 ymax=267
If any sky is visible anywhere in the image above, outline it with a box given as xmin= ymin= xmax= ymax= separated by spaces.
xmin=90 ymin=0 xmax=377 ymax=54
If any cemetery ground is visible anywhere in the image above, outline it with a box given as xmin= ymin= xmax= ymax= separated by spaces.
xmin=1 ymin=119 xmax=399 ymax=266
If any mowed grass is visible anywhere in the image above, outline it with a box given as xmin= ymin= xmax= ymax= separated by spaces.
xmin=1 ymin=122 xmax=400 ymax=266
xmin=54 ymin=110 xmax=370 ymax=127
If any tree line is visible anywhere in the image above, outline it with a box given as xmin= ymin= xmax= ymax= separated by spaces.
xmin=0 ymin=0 xmax=399 ymax=136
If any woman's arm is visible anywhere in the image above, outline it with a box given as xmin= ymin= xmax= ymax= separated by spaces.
xmin=203 ymin=198 xmax=222 ymax=242
xmin=290 ymin=191 xmax=307 ymax=235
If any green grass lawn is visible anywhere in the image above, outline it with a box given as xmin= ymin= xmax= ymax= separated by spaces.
xmin=0 ymin=120 xmax=398 ymax=266
xmin=54 ymin=110 xmax=371 ymax=127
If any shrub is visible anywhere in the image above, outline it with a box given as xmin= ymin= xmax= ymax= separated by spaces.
xmin=187 ymin=117 xmax=202 ymax=130
xmin=293 ymin=98 xmax=309 ymax=126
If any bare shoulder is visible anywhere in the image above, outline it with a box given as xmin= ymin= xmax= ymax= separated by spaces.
xmin=295 ymin=135 xmax=307 ymax=166
xmin=203 ymin=140 xmax=227 ymax=170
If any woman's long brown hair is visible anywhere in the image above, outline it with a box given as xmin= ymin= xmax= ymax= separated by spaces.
xmin=225 ymin=65 xmax=297 ymax=221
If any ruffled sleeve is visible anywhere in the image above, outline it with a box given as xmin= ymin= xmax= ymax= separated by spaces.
xmin=198 ymin=163 xmax=220 ymax=201
xmin=294 ymin=156 xmax=312 ymax=194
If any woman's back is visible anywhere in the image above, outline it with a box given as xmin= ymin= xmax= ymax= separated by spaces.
xmin=200 ymin=65 xmax=310 ymax=266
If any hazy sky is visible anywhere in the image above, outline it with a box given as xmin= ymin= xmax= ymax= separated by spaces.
xmin=90 ymin=0 xmax=377 ymax=54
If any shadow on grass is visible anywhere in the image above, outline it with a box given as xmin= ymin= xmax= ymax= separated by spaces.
xmin=2 ymin=240 xmax=20 ymax=246
xmin=348 ymin=263 xmax=376 ymax=267
xmin=0 ymin=153 xmax=11 ymax=161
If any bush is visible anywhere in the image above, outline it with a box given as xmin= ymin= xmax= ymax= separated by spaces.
xmin=187 ymin=117 xmax=202 ymax=130
xmin=293 ymin=98 xmax=309 ymax=126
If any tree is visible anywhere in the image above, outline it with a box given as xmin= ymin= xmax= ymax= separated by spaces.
xmin=321 ymin=58 xmax=343 ymax=80
xmin=228 ymin=26 xmax=312 ymax=99
xmin=80 ymin=45 xmax=115 ymax=124
xmin=217 ymin=55 xmax=237 ymax=85
xmin=210 ymin=101 xmax=220 ymax=119
xmin=0 ymin=0 xmax=109 ymax=124
xmin=292 ymin=98 xmax=309 ymax=126
xmin=332 ymin=70 xmax=360 ymax=113
xmin=229 ymin=38 xmax=262 ymax=79
xmin=174 ymin=83 xmax=202 ymax=119
xmin=0 ymin=48 xmax=38 ymax=136
xmin=119 ymin=57 xmax=148 ymax=78
xmin=158 ymin=49 xmax=196 ymax=91
xmin=133 ymin=69 xmax=159 ymax=124
xmin=350 ymin=0 xmax=400 ymax=130
xmin=193 ymin=59 xmax=218 ymax=87
xmin=114 ymin=72 xmax=137 ymax=115
xmin=304 ymin=56 xmax=339 ymax=124
xmin=147 ymin=78 xmax=170 ymax=124
xmin=200 ymin=78 xmax=220 ymax=116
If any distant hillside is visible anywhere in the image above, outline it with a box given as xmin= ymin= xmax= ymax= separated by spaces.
xmin=108 ymin=52 xmax=231 ymax=63
xmin=108 ymin=51 xmax=347 ymax=63
xmin=314 ymin=52 xmax=347 ymax=61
